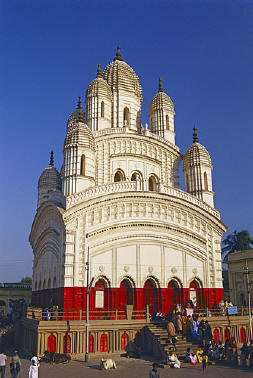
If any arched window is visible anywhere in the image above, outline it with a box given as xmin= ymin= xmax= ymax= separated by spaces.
xmin=114 ymin=169 xmax=125 ymax=182
xmin=101 ymin=101 xmax=104 ymax=118
xmin=166 ymin=115 xmax=169 ymax=130
xmin=95 ymin=279 xmax=106 ymax=309
xmin=100 ymin=333 xmax=108 ymax=352
xmin=204 ymin=172 xmax=208 ymax=191
xmin=168 ymin=279 xmax=182 ymax=309
xmin=63 ymin=333 xmax=71 ymax=354
xmin=240 ymin=327 xmax=246 ymax=343
xmin=120 ymin=278 xmax=134 ymax=309
xmin=131 ymin=171 xmax=143 ymax=189
xmin=213 ymin=329 xmax=220 ymax=344
xmin=80 ymin=155 xmax=85 ymax=176
xmin=123 ymin=107 xmax=130 ymax=125
xmin=143 ymin=278 xmax=160 ymax=315
xmin=186 ymin=174 xmax=190 ymax=192
xmin=121 ymin=332 xmax=129 ymax=351
xmin=189 ymin=280 xmax=203 ymax=308
xmin=89 ymin=333 xmax=94 ymax=353
xmin=148 ymin=175 xmax=158 ymax=192
xmin=47 ymin=334 xmax=56 ymax=353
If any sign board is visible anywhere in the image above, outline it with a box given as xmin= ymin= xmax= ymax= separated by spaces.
xmin=227 ymin=306 xmax=238 ymax=315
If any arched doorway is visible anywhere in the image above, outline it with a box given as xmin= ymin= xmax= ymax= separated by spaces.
xmin=100 ymin=333 xmax=108 ymax=352
xmin=63 ymin=333 xmax=71 ymax=354
xmin=213 ymin=328 xmax=220 ymax=345
xmin=47 ymin=333 xmax=56 ymax=353
xmin=167 ymin=279 xmax=182 ymax=310
xmin=94 ymin=279 xmax=107 ymax=310
xmin=240 ymin=327 xmax=246 ymax=343
xmin=121 ymin=332 xmax=129 ymax=351
xmin=189 ymin=279 xmax=203 ymax=308
xmin=114 ymin=169 xmax=125 ymax=182
xmin=143 ymin=278 xmax=160 ymax=315
xmin=119 ymin=278 xmax=134 ymax=310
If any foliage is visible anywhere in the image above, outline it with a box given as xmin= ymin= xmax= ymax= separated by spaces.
xmin=222 ymin=230 xmax=253 ymax=261
xmin=20 ymin=277 xmax=32 ymax=283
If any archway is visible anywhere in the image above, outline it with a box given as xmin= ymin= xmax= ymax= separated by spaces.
xmin=167 ymin=279 xmax=182 ymax=310
xmin=240 ymin=327 xmax=246 ymax=343
xmin=121 ymin=332 xmax=129 ymax=351
xmin=224 ymin=327 xmax=230 ymax=341
xmin=119 ymin=278 xmax=134 ymax=310
xmin=114 ymin=169 xmax=125 ymax=182
xmin=143 ymin=278 xmax=160 ymax=315
xmin=148 ymin=175 xmax=158 ymax=192
xmin=47 ymin=333 xmax=56 ymax=353
xmin=131 ymin=171 xmax=143 ymax=189
xmin=189 ymin=279 xmax=203 ymax=308
xmin=89 ymin=333 xmax=94 ymax=353
xmin=63 ymin=333 xmax=71 ymax=354
xmin=123 ymin=107 xmax=130 ymax=125
xmin=100 ymin=333 xmax=108 ymax=352
xmin=213 ymin=328 xmax=220 ymax=345
xmin=94 ymin=279 xmax=106 ymax=310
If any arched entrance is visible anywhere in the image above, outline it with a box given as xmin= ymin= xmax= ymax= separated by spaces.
xmin=143 ymin=278 xmax=160 ymax=315
xmin=63 ymin=333 xmax=71 ymax=354
xmin=119 ymin=278 xmax=134 ymax=310
xmin=100 ymin=333 xmax=108 ymax=352
xmin=213 ymin=328 xmax=220 ymax=345
xmin=240 ymin=327 xmax=246 ymax=343
xmin=47 ymin=333 xmax=56 ymax=353
xmin=167 ymin=279 xmax=182 ymax=310
xmin=189 ymin=279 xmax=203 ymax=308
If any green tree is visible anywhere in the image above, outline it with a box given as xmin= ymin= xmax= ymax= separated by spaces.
xmin=222 ymin=230 xmax=253 ymax=261
xmin=20 ymin=277 xmax=32 ymax=284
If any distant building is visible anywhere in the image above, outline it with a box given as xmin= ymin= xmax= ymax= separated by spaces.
xmin=0 ymin=283 xmax=32 ymax=316
xmin=227 ymin=249 xmax=253 ymax=306
xmin=29 ymin=46 xmax=226 ymax=314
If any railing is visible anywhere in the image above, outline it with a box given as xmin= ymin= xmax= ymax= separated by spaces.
xmin=0 ymin=283 xmax=32 ymax=289
xmin=193 ymin=306 xmax=252 ymax=318
xmin=66 ymin=181 xmax=220 ymax=219
xmin=26 ymin=308 xmax=148 ymax=322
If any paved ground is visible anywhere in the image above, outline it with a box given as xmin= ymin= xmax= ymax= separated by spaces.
xmin=2 ymin=356 xmax=253 ymax=378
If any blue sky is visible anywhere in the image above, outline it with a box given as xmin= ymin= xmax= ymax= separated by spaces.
xmin=0 ymin=0 xmax=252 ymax=281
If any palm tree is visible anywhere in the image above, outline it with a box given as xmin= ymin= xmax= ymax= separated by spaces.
xmin=222 ymin=230 xmax=253 ymax=261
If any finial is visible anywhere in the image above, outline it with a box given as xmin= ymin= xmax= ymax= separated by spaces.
xmin=114 ymin=45 xmax=124 ymax=61
xmin=76 ymin=96 xmax=84 ymax=122
xmin=96 ymin=64 xmax=102 ymax=78
xmin=49 ymin=151 xmax=54 ymax=166
xmin=193 ymin=126 xmax=199 ymax=143
xmin=158 ymin=77 xmax=163 ymax=92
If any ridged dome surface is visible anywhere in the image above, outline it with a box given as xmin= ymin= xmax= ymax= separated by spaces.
xmin=86 ymin=77 xmax=112 ymax=99
xmin=183 ymin=142 xmax=212 ymax=170
xmin=148 ymin=91 xmax=174 ymax=116
xmin=103 ymin=60 xmax=142 ymax=100
xmin=38 ymin=166 xmax=62 ymax=190
xmin=64 ymin=122 xmax=95 ymax=151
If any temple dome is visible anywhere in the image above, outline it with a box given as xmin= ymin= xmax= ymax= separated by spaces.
xmin=86 ymin=65 xmax=112 ymax=99
xmin=148 ymin=78 xmax=174 ymax=116
xmin=102 ymin=46 xmax=142 ymax=100
xmin=183 ymin=131 xmax=212 ymax=171
xmin=38 ymin=165 xmax=62 ymax=191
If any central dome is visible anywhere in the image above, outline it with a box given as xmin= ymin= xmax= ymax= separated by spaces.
xmin=102 ymin=46 xmax=142 ymax=101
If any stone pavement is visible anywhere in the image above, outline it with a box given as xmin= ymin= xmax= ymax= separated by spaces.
xmin=3 ymin=357 xmax=253 ymax=377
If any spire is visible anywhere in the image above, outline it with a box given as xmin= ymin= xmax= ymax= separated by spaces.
xmin=114 ymin=45 xmax=124 ymax=61
xmin=96 ymin=64 xmax=102 ymax=78
xmin=49 ymin=151 xmax=54 ymax=166
xmin=193 ymin=126 xmax=199 ymax=143
xmin=76 ymin=96 xmax=84 ymax=122
xmin=158 ymin=77 xmax=163 ymax=92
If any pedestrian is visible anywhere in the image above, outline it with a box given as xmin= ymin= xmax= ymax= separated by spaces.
xmin=240 ymin=341 xmax=248 ymax=367
xmin=28 ymin=357 xmax=40 ymax=378
xmin=149 ymin=362 xmax=160 ymax=377
xmin=202 ymin=353 xmax=208 ymax=372
xmin=0 ymin=351 xmax=7 ymax=378
xmin=10 ymin=351 xmax=21 ymax=377
xmin=167 ymin=321 xmax=176 ymax=343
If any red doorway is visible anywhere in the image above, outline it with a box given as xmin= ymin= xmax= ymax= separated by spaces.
xmin=143 ymin=279 xmax=159 ymax=315
xmin=47 ymin=333 xmax=56 ymax=353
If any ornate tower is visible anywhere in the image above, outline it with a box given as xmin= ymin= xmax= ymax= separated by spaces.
xmin=183 ymin=127 xmax=214 ymax=207
xmin=37 ymin=151 xmax=65 ymax=209
xmin=148 ymin=78 xmax=175 ymax=144
xmin=62 ymin=98 xmax=96 ymax=196
xmin=85 ymin=64 xmax=112 ymax=131
xmin=102 ymin=46 xmax=143 ymax=131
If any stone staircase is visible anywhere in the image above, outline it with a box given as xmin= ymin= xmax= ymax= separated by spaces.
xmin=147 ymin=322 xmax=198 ymax=361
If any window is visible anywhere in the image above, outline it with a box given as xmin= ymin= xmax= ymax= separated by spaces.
xmin=148 ymin=175 xmax=158 ymax=192
xmin=101 ymin=101 xmax=104 ymax=118
xmin=95 ymin=291 xmax=104 ymax=308
xmin=204 ymin=172 xmax=208 ymax=191
xmin=166 ymin=115 xmax=169 ymax=130
xmin=114 ymin=170 xmax=125 ymax=182
xmin=123 ymin=107 xmax=130 ymax=125
xmin=80 ymin=155 xmax=85 ymax=176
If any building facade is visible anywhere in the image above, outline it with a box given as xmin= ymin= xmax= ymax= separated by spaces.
xmin=30 ymin=47 xmax=226 ymax=315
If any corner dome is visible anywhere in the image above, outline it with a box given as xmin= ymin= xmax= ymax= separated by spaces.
xmin=148 ymin=78 xmax=174 ymax=116
xmin=183 ymin=129 xmax=212 ymax=171
xmin=38 ymin=154 xmax=62 ymax=191
xmin=86 ymin=64 xmax=112 ymax=100
xmin=102 ymin=46 xmax=142 ymax=101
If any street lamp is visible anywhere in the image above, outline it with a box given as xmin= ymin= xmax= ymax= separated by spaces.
xmin=243 ymin=263 xmax=252 ymax=341
xmin=85 ymin=241 xmax=94 ymax=362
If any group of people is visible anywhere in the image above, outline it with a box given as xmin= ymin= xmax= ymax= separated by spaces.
xmin=0 ymin=350 xmax=21 ymax=378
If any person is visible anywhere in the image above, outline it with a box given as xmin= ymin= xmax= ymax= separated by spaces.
xmin=182 ymin=314 xmax=187 ymax=338
xmin=167 ymin=351 xmax=181 ymax=368
xmin=240 ymin=341 xmax=248 ymax=367
xmin=149 ymin=362 xmax=160 ymax=377
xmin=28 ymin=357 xmax=40 ymax=378
xmin=0 ymin=351 xmax=7 ymax=378
xmin=198 ymin=320 xmax=205 ymax=345
xmin=167 ymin=321 xmax=176 ymax=343
xmin=204 ymin=321 xmax=212 ymax=346
xmin=186 ymin=315 xmax=193 ymax=341
xmin=192 ymin=318 xmax=198 ymax=341
xmin=184 ymin=348 xmax=191 ymax=363
xmin=190 ymin=351 xmax=198 ymax=365
xmin=249 ymin=340 xmax=253 ymax=369
xmin=196 ymin=347 xmax=204 ymax=363
xmin=10 ymin=352 xmax=21 ymax=377
xmin=202 ymin=353 xmax=208 ymax=372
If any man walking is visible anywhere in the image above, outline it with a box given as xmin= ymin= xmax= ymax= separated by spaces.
xmin=0 ymin=351 xmax=7 ymax=378
xmin=149 ymin=362 xmax=160 ymax=377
